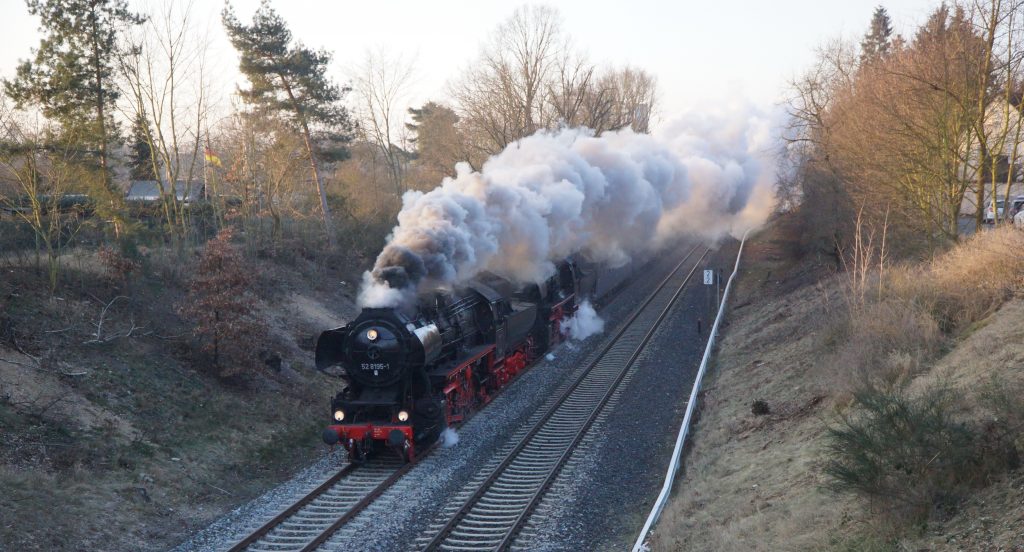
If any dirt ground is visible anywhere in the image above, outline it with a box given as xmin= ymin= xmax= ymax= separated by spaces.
xmin=0 ymin=244 xmax=363 ymax=551
xmin=648 ymin=221 xmax=1024 ymax=551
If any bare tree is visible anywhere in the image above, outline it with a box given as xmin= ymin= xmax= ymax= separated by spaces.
xmin=787 ymin=6 xmax=1008 ymax=243
xmin=547 ymin=53 xmax=597 ymax=129
xmin=449 ymin=5 xmax=568 ymax=155
xmin=829 ymin=21 xmax=981 ymax=242
xmin=118 ymin=0 xmax=211 ymax=242
xmin=593 ymin=66 xmax=658 ymax=132
xmin=214 ymin=107 xmax=326 ymax=247
xmin=782 ymin=39 xmax=860 ymax=259
xmin=784 ymin=39 xmax=860 ymax=155
xmin=349 ymin=48 xmax=417 ymax=195
xmin=548 ymin=63 xmax=658 ymax=133
xmin=961 ymin=0 xmax=1024 ymax=225
xmin=0 ymin=104 xmax=86 ymax=292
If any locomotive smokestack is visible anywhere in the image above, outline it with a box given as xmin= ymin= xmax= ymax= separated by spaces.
xmin=359 ymin=108 xmax=777 ymax=308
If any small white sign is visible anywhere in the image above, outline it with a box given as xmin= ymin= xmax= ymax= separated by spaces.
xmin=704 ymin=269 xmax=714 ymax=285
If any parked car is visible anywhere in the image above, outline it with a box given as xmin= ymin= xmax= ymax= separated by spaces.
xmin=984 ymin=198 xmax=1006 ymax=224
xmin=1013 ymin=196 xmax=1024 ymax=214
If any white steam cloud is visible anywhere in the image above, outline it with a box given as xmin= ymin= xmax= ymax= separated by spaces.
xmin=441 ymin=427 xmax=459 ymax=448
xmin=561 ymin=300 xmax=605 ymax=341
xmin=359 ymin=108 xmax=776 ymax=308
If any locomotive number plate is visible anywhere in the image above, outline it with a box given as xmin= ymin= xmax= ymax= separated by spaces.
xmin=361 ymin=363 xmax=390 ymax=372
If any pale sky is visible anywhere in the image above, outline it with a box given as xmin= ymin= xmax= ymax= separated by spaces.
xmin=0 ymin=0 xmax=943 ymax=129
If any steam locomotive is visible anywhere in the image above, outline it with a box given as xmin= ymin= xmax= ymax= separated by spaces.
xmin=315 ymin=260 xmax=597 ymax=462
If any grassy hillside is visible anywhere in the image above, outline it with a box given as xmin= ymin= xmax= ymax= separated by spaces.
xmin=650 ymin=220 xmax=1024 ymax=551
xmin=0 ymin=240 xmax=364 ymax=551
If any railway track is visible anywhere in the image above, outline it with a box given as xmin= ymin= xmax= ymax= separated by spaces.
xmin=226 ymin=455 xmax=411 ymax=552
xmin=224 ymin=247 xmax=700 ymax=552
xmin=416 ymin=245 xmax=708 ymax=551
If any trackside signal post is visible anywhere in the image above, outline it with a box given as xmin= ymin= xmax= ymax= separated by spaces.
xmin=703 ymin=269 xmax=712 ymax=329
xmin=703 ymin=268 xmax=723 ymax=336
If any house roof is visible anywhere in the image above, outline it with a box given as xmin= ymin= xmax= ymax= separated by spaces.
xmin=126 ymin=180 xmax=203 ymax=201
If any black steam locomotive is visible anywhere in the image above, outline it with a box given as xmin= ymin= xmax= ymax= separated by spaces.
xmin=315 ymin=260 xmax=597 ymax=462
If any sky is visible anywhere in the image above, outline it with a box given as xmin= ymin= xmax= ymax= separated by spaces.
xmin=0 ymin=0 xmax=943 ymax=130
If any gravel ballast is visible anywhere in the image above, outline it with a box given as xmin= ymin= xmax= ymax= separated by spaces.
xmin=174 ymin=240 xmax=724 ymax=552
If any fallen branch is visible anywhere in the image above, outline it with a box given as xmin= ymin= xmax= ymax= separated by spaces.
xmin=83 ymin=297 xmax=146 ymax=344
xmin=181 ymin=469 xmax=234 ymax=496
xmin=151 ymin=331 xmax=188 ymax=341
xmin=9 ymin=393 xmax=63 ymax=418
xmin=10 ymin=335 xmax=39 ymax=361
xmin=57 ymin=366 xmax=89 ymax=377
xmin=206 ymin=482 xmax=233 ymax=496
xmin=84 ymin=295 xmax=127 ymax=343
xmin=0 ymin=357 xmax=39 ymax=370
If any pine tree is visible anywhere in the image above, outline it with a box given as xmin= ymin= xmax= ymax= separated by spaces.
xmin=4 ymin=0 xmax=143 ymax=199
xmin=222 ymin=0 xmax=353 ymax=245
xmin=861 ymin=6 xmax=894 ymax=64
xmin=406 ymin=102 xmax=466 ymax=177
xmin=128 ymin=109 xmax=157 ymax=181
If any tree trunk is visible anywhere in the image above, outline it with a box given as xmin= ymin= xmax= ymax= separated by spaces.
xmin=974 ymin=5 xmax=999 ymax=229
xmin=976 ymin=177 xmax=985 ymax=228
xmin=91 ymin=11 xmax=120 ymax=239
xmin=299 ymin=122 xmax=335 ymax=247
xmin=278 ymin=75 xmax=336 ymax=247
xmin=214 ymin=309 xmax=220 ymax=368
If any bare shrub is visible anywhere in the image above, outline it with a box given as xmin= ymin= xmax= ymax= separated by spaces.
xmin=830 ymin=227 xmax=1024 ymax=389
xmin=837 ymin=205 xmax=889 ymax=310
xmin=833 ymin=301 xmax=942 ymax=387
xmin=823 ymin=227 xmax=1024 ymax=533
xmin=97 ymin=246 xmax=140 ymax=285
xmin=178 ymin=228 xmax=267 ymax=377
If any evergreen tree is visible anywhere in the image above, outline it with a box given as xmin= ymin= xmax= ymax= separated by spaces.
xmin=129 ymin=109 xmax=157 ymax=181
xmin=861 ymin=6 xmax=894 ymax=63
xmin=406 ymin=102 xmax=466 ymax=177
xmin=222 ymin=0 xmax=353 ymax=245
xmin=4 ymin=0 xmax=143 ymax=191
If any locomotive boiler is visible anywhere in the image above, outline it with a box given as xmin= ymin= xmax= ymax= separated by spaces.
xmin=315 ymin=260 xmax=596 ymax=462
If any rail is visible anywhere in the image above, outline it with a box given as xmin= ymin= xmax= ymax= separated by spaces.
xmin=222 ymin=252 xmax=670 ymax=552
xmin=631 ymin=229 xmax=751 ymax=552
xmin=420 ymin=245 xmax=707 ymax=551
xmin=226 ymin=455 xmax=410 ymax=552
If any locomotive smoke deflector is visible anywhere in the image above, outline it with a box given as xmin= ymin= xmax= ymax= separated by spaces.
xmin=412 ymin=323 xmax=442 ymax=364
xmin=314 ymin=309 xmax=442 ymax=384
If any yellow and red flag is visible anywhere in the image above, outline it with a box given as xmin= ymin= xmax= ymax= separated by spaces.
xmin=204 ymin=146 xmax=222 ymax=167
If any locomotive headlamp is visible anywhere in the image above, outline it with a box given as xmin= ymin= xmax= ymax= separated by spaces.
xmin=333 ymin=409 xmax=345 ymax=422
xmin=366 ymin=329 xmax=379 ymax=341
xmin=397 ymin=410 xmax=410 ymax=422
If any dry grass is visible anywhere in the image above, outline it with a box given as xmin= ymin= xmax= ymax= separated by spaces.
xmin=649 ymin=222 xmax=852 ymax=551
xmin=887 ymin=227 xmax=1024 ymax=332
xmin=826 ymin=226 xmax=1024 ymax=392
xmin=828 ymin=300 xmax=942 ymax=390
xmin=649 ymin=223 xmax=1024 ymax=552
xmin=0 ymin=237 xmax=364 ymax=551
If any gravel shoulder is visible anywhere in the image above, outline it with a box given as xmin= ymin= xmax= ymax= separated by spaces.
xmin=517 ymin=242 xmax=739 ymax=551
xmin=174 ymin=242 xmax=698 ymax=552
